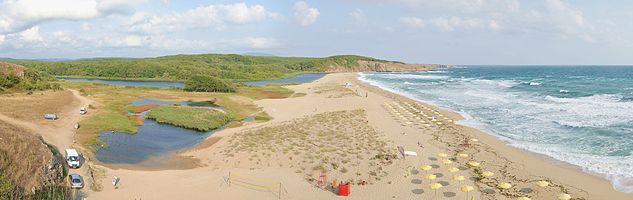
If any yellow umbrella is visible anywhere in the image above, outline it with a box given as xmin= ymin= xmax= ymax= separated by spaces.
xmin=457 ymin=153 xmax=469 ymax=158
xmin=557 ymin=193 xmax=571 ymax=200
xmin=420 ymin=165 xmax=433 ymax=171
xmin=441 ymin=159 xmax=454 ymax=165
xmin=482 ymin=171 xmax=494 ymax=177
xmin=467 ymin=161 xmax=480 ymax=167
xmin=423 ymin=174 xmax=437 ymax=181
xmin=460 ymin=185 xmax=474 ymax=200
xmin=429 ymin=182 xmax=443 ymax=198
xmin=535 ymin=180 xmax=550 ymax=187
xmin=447 ymin=167 xmax=459 ymax=173
xmin=517 ymin=197 xmax=531 ymax=200
xmin=497 ymin=182 xmax=512 ymax=190
xmin=453 ymin=175 xmax=465 ymax=181
xmin=438 ymin=152 xmax=448 ymax=158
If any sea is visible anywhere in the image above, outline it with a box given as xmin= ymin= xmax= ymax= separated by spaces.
xmin=359 ymin=66 xmax=633 ymax=193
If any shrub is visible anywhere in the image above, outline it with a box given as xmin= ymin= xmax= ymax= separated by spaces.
xmin=184 ymin=75 xmax=236 ymax=93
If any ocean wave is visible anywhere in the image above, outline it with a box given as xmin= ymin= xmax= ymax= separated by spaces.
xmin=559 ymin=89 xmax=569 ymax=93
xmin=514 ymin=142 xmax=633 ymax=193
xmin=540 ymin=94 xmax=633 ymax=128
xmin=373 ymin=74 xmax=450 ymax=80
xmin=469 ymin=79 xmax=520 ymax=88
xmin=529 ymin=82 xmax=542 ymax=86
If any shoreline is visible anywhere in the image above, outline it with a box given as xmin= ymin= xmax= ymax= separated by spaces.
xmin=353 ymin=72 xmax=632 ymax=199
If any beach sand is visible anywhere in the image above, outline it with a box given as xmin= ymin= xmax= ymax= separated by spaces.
xmin=84 ymin=73 xmax=632 ymax=200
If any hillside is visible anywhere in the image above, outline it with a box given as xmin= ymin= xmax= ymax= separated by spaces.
xmin=0 ymin=62 xmax=60 ymax=92
xmin=12 ymin=54 xmax=440 ymax=81
xmin=0 ymin=121 xmax=67 ymax=199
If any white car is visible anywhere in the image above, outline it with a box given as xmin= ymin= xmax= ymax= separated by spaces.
xmin=65 ymin=149 xmax=81 ymax=168
xmin=79 ymin=107 xmax=87 ymax=115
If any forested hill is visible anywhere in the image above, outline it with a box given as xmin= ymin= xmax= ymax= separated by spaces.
xmin=12 ymin=54 xmax=439 ymax=81
xmin=0 ymin=62 xmax=59 ymax=92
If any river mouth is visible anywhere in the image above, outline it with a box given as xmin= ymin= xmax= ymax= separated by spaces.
xmin=93 ymin=98 xmax=224 ymax=165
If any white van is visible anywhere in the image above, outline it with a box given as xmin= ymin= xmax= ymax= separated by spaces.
xmin=65 ymin=149 xmax=81 ymax=168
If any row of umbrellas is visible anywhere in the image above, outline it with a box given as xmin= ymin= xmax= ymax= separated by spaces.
xmin=419 ymin=152 xmax=573 ymax=200
xmin=384 ymin=101 xmax=453 ymax=128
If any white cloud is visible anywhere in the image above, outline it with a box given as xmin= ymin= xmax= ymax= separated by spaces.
xmin=19 ymin=26 xmax=43 ymax=42
xmin=0 ymin=0 xmax=145 ymax=34
xmin=399 ymin=17 xmax=425 ymax=29
xmin=244 ymin=37 xmax=280 ymax=49
xmin=102 ymin=35 xmax=148 ymax=47
xmin=398 ymin=0 xmax=520 ymax=14
xmin=97 ymin=0 xmax=146 ymax=14
xmin=294 ymin=1 xmax=319 ymax=26
xmin=128 ymin=3 xmax=270 ymax=33
xmin=0 ymin=35 xmax=5 ymax=45
xmin=350 ymin=9 xmax=365 ymax=22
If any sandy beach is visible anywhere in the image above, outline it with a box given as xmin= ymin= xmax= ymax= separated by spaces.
xmin=2 ymin=73 xmax=628 ymax=199
xmin=62 ymin=72 xmax=629 ymax=200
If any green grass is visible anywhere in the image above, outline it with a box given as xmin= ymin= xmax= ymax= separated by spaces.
xmin=146 ymin=105 xmax=234 ymax=131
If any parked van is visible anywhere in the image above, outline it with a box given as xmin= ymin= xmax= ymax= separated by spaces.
xmin=65 ymin=149 xmax=81 ymax=168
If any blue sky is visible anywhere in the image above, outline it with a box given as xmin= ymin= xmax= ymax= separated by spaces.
xmin=0 ymin=0 xmax=632 ymax=65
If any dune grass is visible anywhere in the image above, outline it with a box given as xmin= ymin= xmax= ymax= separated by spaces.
xmin=146 ymin=105 xmax=234 ymax=132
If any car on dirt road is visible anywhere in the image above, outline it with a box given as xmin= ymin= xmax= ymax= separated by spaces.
xmin=65 ymin=149 xmax=81 ymax=168
xmin=79 ymin=107 xmax=87 ymax=115
xmin=69 ymin=173 xmax=84 ymax=189
xmin=44 ymin=114 xmax=58 ymax=120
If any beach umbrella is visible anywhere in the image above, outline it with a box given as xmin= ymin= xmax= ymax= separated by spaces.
xmin=482 ymin=171 xmax=494 ymax=177
xmin=420 ymin=165 xmax=433 ymax=171
xmin=438 ymin=153 xmax=448 ymax=158
xmin=460 ymin=185 xmax=474 ymax=200
xmin=429 ymin=182 xmax=443 ymax=198
xmin=517 ymin=197 xmax=531 ymax=200
xmin=467 ymin=161 xmax=480 ymax=167
xmin=557 ymin=193 xmax=571 ymax=200
xmin=457 ymin=153 xmax=469 ymax=158
xmin=535 ymin=180 xmax=550 ymax=188
xmin=447 ymin=167 xmax=459 ymax=173
xmin=497 ymin=182 xmax=513 ymax=190
xmin=423 ymin=174 xmax=437 ymax=181
xmin=441 ymin=159 xmax=453 ymax=165
xmin=453 ymin=175 xmax=465 ymax=181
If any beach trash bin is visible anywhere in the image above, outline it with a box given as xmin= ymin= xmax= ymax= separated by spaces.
xmin=338 ymin=183 xmax=350 ymax=196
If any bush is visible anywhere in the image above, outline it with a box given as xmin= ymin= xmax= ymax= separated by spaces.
xmin=184 ymin=75 xmax=236 ymax=93
xmin=0 ymin=175 xmax=12 ymax=199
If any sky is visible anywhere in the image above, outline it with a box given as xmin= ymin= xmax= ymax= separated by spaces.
xmin=0 ymin=0 xmax=632 ymax=65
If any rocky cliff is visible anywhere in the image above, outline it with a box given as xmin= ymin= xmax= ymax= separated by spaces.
xmin=324 ymin=60 xmax=448 ymax=72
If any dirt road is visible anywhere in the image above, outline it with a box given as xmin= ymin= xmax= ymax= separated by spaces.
xmin=0 ymin=89 xmax=92 ymax=194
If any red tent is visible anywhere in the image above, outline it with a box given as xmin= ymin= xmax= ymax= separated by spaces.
xmin=338 ymin=183 xmax=350 ymax=196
